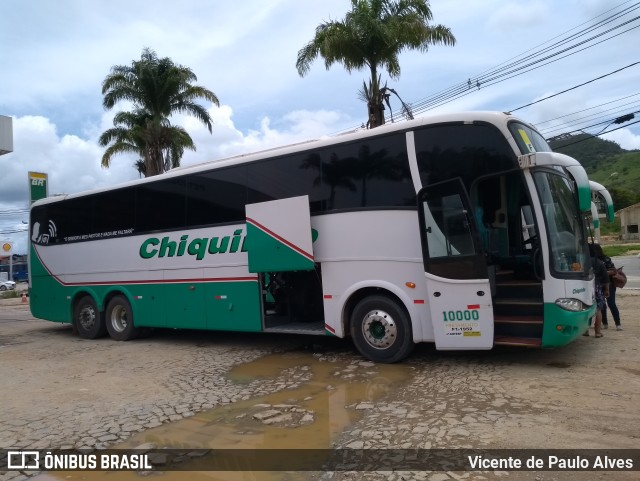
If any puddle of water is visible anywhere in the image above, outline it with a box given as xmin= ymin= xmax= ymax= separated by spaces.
xmin=34 ymin=352 xmax=412 ymax=481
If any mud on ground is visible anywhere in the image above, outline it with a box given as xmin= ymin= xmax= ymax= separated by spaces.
xmin=324 ymin=290 xmax=640 ymax=481
xmin=0 ymin=291 xmax=638 ymax=481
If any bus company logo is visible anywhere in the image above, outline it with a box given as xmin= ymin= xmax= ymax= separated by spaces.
xmin=7 ymin=451 xmax=40 ymax=470
xmin=572 ymin=287 xmax=586 ymax=294
xmin=32 ymin=220 xmax=58 ymax=245
xmin=139 ymin=230 xmax=247 ymax=260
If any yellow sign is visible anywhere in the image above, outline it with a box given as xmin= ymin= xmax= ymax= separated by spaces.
xmin=518 ymin=129 xmax=536 ymax=153
xmin=1 ymin=242 xmax=12 ymax=253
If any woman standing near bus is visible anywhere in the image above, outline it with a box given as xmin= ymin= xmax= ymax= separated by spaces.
xmin=587 ymin=243 xmax=610 ymax=338
xmin=600 ymin=252 xmax=623 ymax=331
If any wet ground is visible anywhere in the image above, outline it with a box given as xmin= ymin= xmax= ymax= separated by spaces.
xmin=1 ymin=290 xmax=639 ymax=481
xmin=29 ymin=354 xmax=413 ymax=481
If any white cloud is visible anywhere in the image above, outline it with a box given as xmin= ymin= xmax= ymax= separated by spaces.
xmin=601 ymin=127 xmax=640 ymax=150
xmin=486 ymin=2 xmax=549 ymax=32
xmin=2 ymin=0 xmax=639 ymax=253
xmin=176 ymin=105 xmax=353 ymax=166
xmin=0 ymin=104 xmax=352 ymax=254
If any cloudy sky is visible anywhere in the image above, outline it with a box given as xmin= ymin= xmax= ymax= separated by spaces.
xmin=1 ymin=0 xmax=639 ymax=254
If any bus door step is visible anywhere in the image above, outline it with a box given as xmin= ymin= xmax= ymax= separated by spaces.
xmin=494 ymin=336 xmax=542 ymax=348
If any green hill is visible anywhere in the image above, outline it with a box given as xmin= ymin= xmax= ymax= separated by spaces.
xmin=549 ymin=134 xmax=624 ymax=170
xmin=549 ymin=134 xmax=640 ymax=210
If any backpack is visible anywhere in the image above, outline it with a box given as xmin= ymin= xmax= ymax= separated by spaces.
xmin=611 ymin=267 xmax=627 ymax=289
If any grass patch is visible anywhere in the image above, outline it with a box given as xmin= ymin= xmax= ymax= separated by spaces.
xmin=602 ymin=244 xmax=640 ymax=257
xmin=600 ymin=218 xmax=621 ymax=236
xmin=0 ymin=289 xmax=21 ymax=299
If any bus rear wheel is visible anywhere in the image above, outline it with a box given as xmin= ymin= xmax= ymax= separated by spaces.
xmin=105 ymin=295 xmax=139 ymax=341
xmin=350 ymin=295 xmax=414 ymax=363
xmin=74 ymin=296 xmax=106 ymax=339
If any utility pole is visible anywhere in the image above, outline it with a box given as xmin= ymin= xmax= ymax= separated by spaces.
xmin=1 ymin=116 xmax=15 ymax=282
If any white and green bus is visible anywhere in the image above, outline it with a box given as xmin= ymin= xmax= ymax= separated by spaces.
xmin=589 ymin=180 xmax=615 ymax=241
xmin=29 ymin=111 xmax=596 ymax=362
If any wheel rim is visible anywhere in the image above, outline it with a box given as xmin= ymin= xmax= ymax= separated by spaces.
xmin=110 ymin=304 xmax=128 ymax=333
xmin=361 ymin=309 xmax=397 ymax=349
xmin=78 ymin=305 xmax=96 ymax=331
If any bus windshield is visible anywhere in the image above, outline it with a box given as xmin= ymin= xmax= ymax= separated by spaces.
xmin=509 ymin=122 xmax=552 ymax=154
xmin=533 ymin=170 xmax=589 ymax=276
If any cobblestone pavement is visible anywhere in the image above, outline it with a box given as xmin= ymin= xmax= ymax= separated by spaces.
xmin=0 ymin=306 xmax=308 ymax=448
xmin=1 ymin=291 xmax=640 ymax=481
xmin=321 ymin=292 xmax=640 ymax=481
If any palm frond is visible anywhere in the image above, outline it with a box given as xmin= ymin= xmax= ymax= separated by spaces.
xmin=296 ymin=0 xmax=455 ymax=127
xmin=100 ymin=48 xmax=219 ymax=175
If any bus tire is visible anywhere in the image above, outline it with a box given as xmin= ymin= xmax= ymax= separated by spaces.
xmin=105 ymin=295 xmax=139 ymax=341
xmin=74 ymin=296 xmax=106 ymax=339
xmin=350 ymin=295 xmax=414 ymax=363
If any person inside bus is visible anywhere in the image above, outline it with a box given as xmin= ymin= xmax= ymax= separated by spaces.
xmin=584 ymin=243 xmax=609 ymax=338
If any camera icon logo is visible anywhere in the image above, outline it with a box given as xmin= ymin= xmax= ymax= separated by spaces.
xmin=7 ymin=451 xmax=40 ymax=470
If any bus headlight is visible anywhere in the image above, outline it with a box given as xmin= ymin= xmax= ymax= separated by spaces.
xmin=555 ymin=298 xmax=586 ymax=312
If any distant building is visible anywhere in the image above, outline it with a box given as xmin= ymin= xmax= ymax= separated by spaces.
xmin=617 ymin=202 xmax=640 ymax=240
xmin=0 ymin=254 xmax=28 ymax=282
xmin=0 ymin=115 xmax=13 ymax=156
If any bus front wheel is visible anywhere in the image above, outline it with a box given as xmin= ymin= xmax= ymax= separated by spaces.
xmin=350 ymin=295 xmax=414 ymax=363
xmin=74 ymin=296 xmax=106 ymax=339
xmin=105 ymin=295 xmax=139 ymax=341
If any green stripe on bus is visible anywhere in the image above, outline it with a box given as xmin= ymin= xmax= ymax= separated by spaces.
xmin=246 ymin=222 xmax=314 ymax=273
xmin=30 ymin=245 xmax=71 ymax=322
xmin=29 ymin=246 xmax=262 ymax=331
xmin=541 ymin=302 xmax=595 ymax=347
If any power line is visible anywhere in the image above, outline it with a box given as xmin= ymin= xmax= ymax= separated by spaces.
xmin=0 ymin=209 xmax=29 ymax=216
xmin=539 ymin=100 xmax=640 ymax=135
xmin=510 ymin=62 xmax=640 ymax=112
xmin=466 ymin=0 xmax=639 ymax=81
xmin=385 ymin=1 xmax=640 ymax=121
xmin=548 ymin=111 xmax=639 ymax=137
xmin=536 ymin=91 xmax=640 ymax=125
xmin=406 ymin=21 xmax=640 ymax=117
xmin=549 ymin=117 xmax=640 ymax=149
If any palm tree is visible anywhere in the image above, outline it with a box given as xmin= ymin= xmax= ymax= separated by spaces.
xmin=101 ymin=48 xmax=219 ymax=176
xmin=296 ymin=0 xmax=455 ymax=128
xmin=99 ymin=110 xmax=196 ymax=176
xmin=99 ymin=110 xmax=149 ymax=174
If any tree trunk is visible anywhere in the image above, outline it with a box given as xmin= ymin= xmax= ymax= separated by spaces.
xmin=367 ymin=65 xmax=385 ymax=129
xmin=145 ymin=145 xmax=162 ymax=177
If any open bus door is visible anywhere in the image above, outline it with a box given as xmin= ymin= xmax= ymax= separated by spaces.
xmin=245 ymin=195 xmax=324 ymax=332
xmin=245 ymin=195 xmax=315 ymax=273
xmin=417 ymin=179 xmax=494 ymax=349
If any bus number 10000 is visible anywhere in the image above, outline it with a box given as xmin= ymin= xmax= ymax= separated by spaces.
xmin=442 ymin=309 xmax=479 ymax=321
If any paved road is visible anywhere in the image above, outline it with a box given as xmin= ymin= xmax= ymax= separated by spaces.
xmin=611 ymin=254 xmax=640 ymax=289
xmin=0 ymin=303 xmax=35 ymax=323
